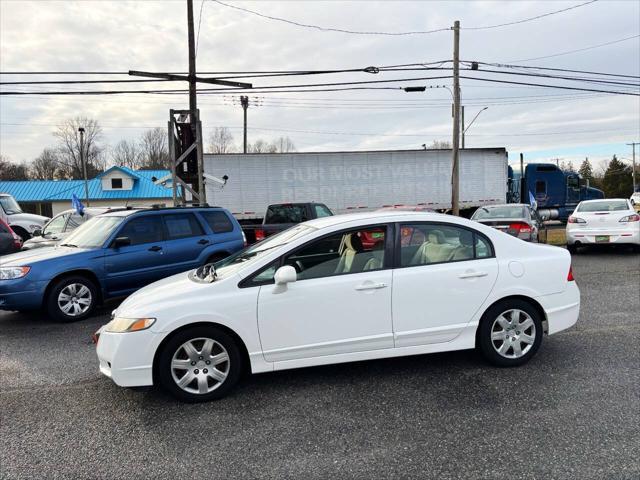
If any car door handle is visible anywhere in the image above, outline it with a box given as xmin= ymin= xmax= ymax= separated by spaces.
xmin=148 ymin=245 xmax=162 ymax=252
xmin=458 ymin=271 xmax=488 ymax=279
xmin=198 ymin=238 xmax=210 ymax=245
xmin=355 ymin=282 xmax=388 ymax=291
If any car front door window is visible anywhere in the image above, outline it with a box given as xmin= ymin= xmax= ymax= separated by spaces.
xmin=43 ymin=214 xmax=69 ymax=236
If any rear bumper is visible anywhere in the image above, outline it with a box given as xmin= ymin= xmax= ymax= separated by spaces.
xmin=0 ymin=278 xmax=45 ymax=311
xmin=566 ymin=227 xmax=640 ymax=245
xmin=536 ymin=282 xmax=580 ymax=335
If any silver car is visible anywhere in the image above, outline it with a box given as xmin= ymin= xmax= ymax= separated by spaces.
xmin=22 ymin=207 xmax=119 ymax=250
xmin=471 ymin=204 xmax=547 ymax=243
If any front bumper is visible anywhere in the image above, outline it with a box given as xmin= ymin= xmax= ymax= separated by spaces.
xmin=0 ymin=278 xmax=46 ymax=311
xmin=536 ymin=281 xmax=580 ymax=335
xmin=96 ymin=329 xmax=163 ymax=387
xmin=566 ymin=226 xmax=640 ymax=245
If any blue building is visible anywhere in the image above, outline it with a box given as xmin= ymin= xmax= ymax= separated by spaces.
xmin=0 ymin=166 xmax=175 ymax=217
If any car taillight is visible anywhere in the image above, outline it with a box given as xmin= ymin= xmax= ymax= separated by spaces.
xmin=619 ymin=214 xmax=640 ymax=222
xmin=567 ymin=265 xmax=575 ymax=282
xmin=509 ymin=222 xmax=531 ymax=233
xmin=255 ymin=229 xmax=265 ymax=242
xmin=568 ymin=216 xmax=586 ymax=224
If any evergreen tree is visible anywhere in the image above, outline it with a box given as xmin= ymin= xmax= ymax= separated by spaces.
xmin=578 ymin=158 xmax=593 ymax=181
xmin=602 ymin=155 xmax=633 ymax=198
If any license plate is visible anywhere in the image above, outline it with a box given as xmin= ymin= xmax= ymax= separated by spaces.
xmin=595 ymin=235 xmax=610 ymax=243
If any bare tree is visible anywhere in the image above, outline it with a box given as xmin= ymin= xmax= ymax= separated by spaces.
xmin=208 ymin=127 xmax=236 ymax=154
xmin=425 ymin=140 xmax=452 ymax=149
xmin=30 ymin=148 xmax=60 ymax=179
xmin=53 ymin=116 xmax=104 ymax=179
xmin=273 ymin=136 xmax=296 ymax=153
xmin=0 ymin=155 xmax=30 ymax=180
xmin=111 ymin=140 xmax=142 ymax=169
xmin=249 ymin=139 xmax=277 ymax=153
xmin=139 ymin=128 xmax=170 ymax=169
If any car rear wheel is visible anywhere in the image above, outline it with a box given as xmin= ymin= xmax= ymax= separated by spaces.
xmin=157 ymin=326 xmax=242 ymax=402
xmin=46 ymin=275 xmax=98 ymax=322
xmin=11 ymin=226 xmax=30 ymax=242
xmin=477 ymin=300 xmax=543 ymax=367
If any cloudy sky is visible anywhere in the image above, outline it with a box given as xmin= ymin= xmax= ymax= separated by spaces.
xmin=1 ymin=0 xmax=639 ymax=171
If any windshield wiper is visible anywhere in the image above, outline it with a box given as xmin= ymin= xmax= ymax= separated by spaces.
xmin=60 ymin=243 xmax=78 ymax=248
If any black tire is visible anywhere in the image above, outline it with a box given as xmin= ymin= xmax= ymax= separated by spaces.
xmin=46 ymin=275 xmax=98 ymax=322
xmin=157 ymin=325 xmax=243 ymax=402
xmin=477 ymin=299 xmax=543 ymax=367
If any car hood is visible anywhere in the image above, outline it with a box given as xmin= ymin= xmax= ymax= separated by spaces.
xmin=0 ymin=245 xmax=91 ymax=266
xmin=114 ymin=270 xmax=224 ymax=318
xmin=8 ymin=213 xmax=49 ymax=225
xmin=23 ymin=233 xmax=66 ymax=248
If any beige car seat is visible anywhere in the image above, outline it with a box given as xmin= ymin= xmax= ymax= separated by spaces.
xmin=450 ymin=229 xmax=474 ymax=261
xmin=410 ymin=229 xmax=455 ymax=265
xmin=335 ymin=233 xmax=364 ymax=273
xmin=363 ymin=240 xmax=385 ymax=271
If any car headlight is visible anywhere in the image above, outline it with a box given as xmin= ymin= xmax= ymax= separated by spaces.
xmin=104 ymin=317 xmax=156 ymax=333
xmin=0 ymin=267 xmax=30 ymax=280
xmin=29 ymin=224 xmax=42 ymax=231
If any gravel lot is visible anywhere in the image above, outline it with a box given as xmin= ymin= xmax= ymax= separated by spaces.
xmin=1 ymin=249 xmax=639 ymax=479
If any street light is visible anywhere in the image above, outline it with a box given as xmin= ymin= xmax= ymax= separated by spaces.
xmin=462 ymin=106 xmax=488 ymax=149
xmin=78 ymin=127 xmax=89 ymax=206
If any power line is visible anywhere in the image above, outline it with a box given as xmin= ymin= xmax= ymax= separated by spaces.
xmin=460 ymin=76 xmax=640 ymax=96
xmin=211 ymin=0 xmax=451 ymax=36
xmin=213 ymin=0 xmax=598 ymax=35
xmin=468 ymin=61 xmax=640 ymax=80
xmin=506 ymin=34 xmax=640 ymax=62
xmin=195 ymin=0 xmax=206 ymax=57
xmin=463 ymin=0 xmax=599 ymax=30
xmin=459 ymin=67 xmax=640 ymax=87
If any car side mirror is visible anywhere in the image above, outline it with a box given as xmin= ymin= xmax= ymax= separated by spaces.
xmin=112 ymin=236 xmax=131 ymax=248
xmin=32 ymin=229 xmax=42 ymax=237
xmin=274 ymin=265 xmax=297 ymax=285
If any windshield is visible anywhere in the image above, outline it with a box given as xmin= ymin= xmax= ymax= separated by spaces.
xmin=199 ymin=224 xmax=316 ymax=280
xmin=0 ymin=195 xmax=23 ymax=215
xmin=60 ymin=216 xmax=124 ymax=248
xmin=577 ymin=200 xmax=629 ymax=212
xmin=472 ymin=205 xmax=526 ymax=220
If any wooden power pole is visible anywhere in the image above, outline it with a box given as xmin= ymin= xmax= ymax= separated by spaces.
xmin=129 ymin=0 xmax=252 ymax=206
xmin=451 ymin=20 xmax=461 ymax=216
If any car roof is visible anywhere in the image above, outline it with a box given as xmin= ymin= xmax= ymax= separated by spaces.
xmin=100 ymin=206 xmax=228 ymax=218
xmin=579 ymin=198 xmax=628 ymax=203
xmin=302 ymin=210 xmax=457 ymax=229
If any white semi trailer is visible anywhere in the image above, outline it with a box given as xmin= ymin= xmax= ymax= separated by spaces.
xmin=204 ymin=148 xmax=508 ymax=220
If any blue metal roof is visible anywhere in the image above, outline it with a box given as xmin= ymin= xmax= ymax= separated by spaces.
xmin=0 ymin=169 xmax=175 ymax=202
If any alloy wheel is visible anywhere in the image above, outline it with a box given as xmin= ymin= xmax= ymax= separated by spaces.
xmin=490 ymin=309 xmax=536 ymax=359
xmin=170 ymin=337 xmax=230 ymax=395
xmin=57 ymin=283 xmax=92 ymax=317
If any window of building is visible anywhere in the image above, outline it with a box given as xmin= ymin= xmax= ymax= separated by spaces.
xmin=111 ymin=178 xmax=123 ymax=189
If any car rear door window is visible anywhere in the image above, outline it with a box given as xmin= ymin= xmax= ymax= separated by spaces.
xmin=118 ymin=216 xmax=164 ymax=245
xmin=399 ymin=223 xmax=492 ymax=266
xmin=265 ymin=204 xmax=308 ymax=224
xmin=163 ymin=213 xmax=204 ymax=240
xmin=200 ymin=211 xmax=234 ymax=233
xmin=65 ymin=213 xmax=85 ymax=232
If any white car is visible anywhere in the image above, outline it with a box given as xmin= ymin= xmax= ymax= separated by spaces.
xmin=96 ymin=211 xmax=579 ymax=402
xmin=630 ymin=192 xmax=640 ymax=207
xmin=566 ymin=199 xmax=640 ymax=253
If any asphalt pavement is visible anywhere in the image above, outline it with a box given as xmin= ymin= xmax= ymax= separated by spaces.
xmin=1 ymin=249 xmax=639 ymax=479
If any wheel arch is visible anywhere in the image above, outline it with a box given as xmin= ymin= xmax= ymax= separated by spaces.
xmin=44 ymin=269 xmax=103 ymax=307
xmin=475 ymin=294 xmax=548 ymax=346
xmin=152 ymin=321 xmax=252 ymax=385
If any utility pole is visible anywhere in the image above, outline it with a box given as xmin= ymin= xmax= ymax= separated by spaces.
xmin=78 ymin=127 xmax=89 ymax=206
xmin=461 ymin=106 xmax=465 ymax=149
xmin=186 ymin=0 xmax=206 ymax=205
xmin=627 ymin=142 xmax=639 ymax=192
xmin=241 ymin=95 xmax=249 ymax=153
xmin=129 ymin=0 xmax=252 ymax=206
xmin=451 ymin=20 xmax=461 ymax=216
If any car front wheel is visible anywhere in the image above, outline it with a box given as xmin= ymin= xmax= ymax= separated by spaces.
xmin=478 ymin=300 xmax=543 ymax=367
xmin=157 ymin=326 xmax=243 ymax=402
xmin=46 ymin=275 xmax=98 ymax=322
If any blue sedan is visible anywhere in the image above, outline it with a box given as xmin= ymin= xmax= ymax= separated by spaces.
xmin=0 ymin=206 xmax=245 ymax=321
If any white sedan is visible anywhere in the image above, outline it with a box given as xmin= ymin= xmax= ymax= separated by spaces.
xmin=96 ymin=211 xmax=580 ymax=402
xmin=566 ymin=199 xmax=640 ymax=253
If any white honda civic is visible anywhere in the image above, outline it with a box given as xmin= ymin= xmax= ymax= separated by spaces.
xmin=95 ymin=211 xmax=580 ymax=402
